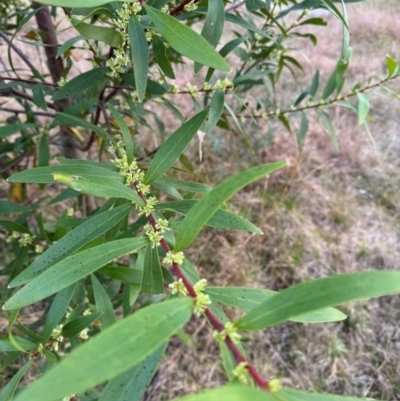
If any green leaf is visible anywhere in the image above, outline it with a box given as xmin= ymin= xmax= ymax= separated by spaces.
xmin=142 ymin=243 xmax=164 ymax=294
xmin=206 ymin=89 xmax=225 ymax=133
xmin=32 ymin=83 xmax=47 ymax=110
xmin=386 ymin=54 xmax=397 ymax=77
xmin=153 ymin=36 xmax=175 ymax=79
xmin=207 ymin=287 xmax=346 ymax=324
xmin=52 ymin=173 xmax=143 ymax=205
xmin=155 ymin=178 xmax=212 ymax=194
xmin=72 ymin=18 xmax=123 ymax=48
xmin=91 ymin=274 xmax=117 ymax=329
xmin=99 ymin=344 xmax=166 ymax=401
xmin=7 ymin=163 xmax=122 ymax=184
xmin=38 ymin=133 xmax=50 ymax=167
xmin=169 ymin=384 xmax=278 ymax=401
xmin=42 ymin=284 xmax=76 ymax=343
xmin=10 ymin=204 xmax=132 ymax=288
xmin=144 ymin=5 xmax=229 ymax=72
xmin=202 ymin=0 xmax=224 ymax=46
xmin=174 ymin=162 xmax=286 ymax=251
xmin=155 ymin=200 xmax=262 ymax=234
xmin=53 ymin=67 xmax=109 ymax=101
xmin=297 ymin=112 xmax=308 ymax=151
xmin=56 ymin=35 xmax=85 ymax=58
xmin=144 ymin=110 xmax=208 ymax=184
xmin=0 ymin=337 xmax=36 ymax=352
xmin=309 ymin=70 xmax=320 ymax=98
xmin=13 ymin=298 xmax=193 ymax=401
xmin=0 ymin=123 xmax=38 ymax=139
xmin=62 ymin=311 xmax=103 ymax=338
xmin=280 ymin=388 xmax=375 ymax=401
xmin=108 ymin=104 xmax=134 ymax=164
xmin=0 ymin=360 xmax=32 ymax=401
xmin=128 ymin=16 xmax=149 ymax=102
xmin=4 ymin=237 xmax=148 ymax=310
xmin=357 ymin=92 xmax=369 ymax=125
xmin=54 ymin=112 xmax=113 ymax=143
xmin=0 ymin=201 xmax=29 ymax=215
xmin=99 ymin=266 xmax=142 ymax=284
xmin=237 ymin=271 xmax=400 ymax=330
xmin=245 ymin=0 xmax=266 ymax=11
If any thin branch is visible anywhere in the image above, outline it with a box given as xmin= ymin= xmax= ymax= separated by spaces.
xmin=0 ymin=106 xmax=55 ymax=117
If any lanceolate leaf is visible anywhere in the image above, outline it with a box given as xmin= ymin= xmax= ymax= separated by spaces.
xmin=207 ymin=287 xmax=346 ymax=324
xmin=13 ymin=298 xmax=193 ymax=401
xmin=169 ymin=384 xmax=278 ymax=401
xmin=91 ymin=274 xmax=117 ymax=329
xmin=0 ymin=123 xmax=38 ymax=139
xmin=52 ymin=173 xmax=143 ymax=205
xmin=4 ymin=237 xmax=148 ymax=310
xmin=9 ymin=204 xmax=132 ymax=288
xmin=142 ymin=244 xmax=164 ymax=294
xmin=174 ymin=162 xmax=286 ymax=251
xmin=201 ymin=0 xmax=224 ymax=47
xmin=155 ymin=200 xmax=262 ymax=234
xmin=236 ymin=271 xmax=400 ymax=330
xmin=154 ymin=178 xmax=212 ymax=194
xmin=144 ymin=5 xmax=230 ymax=72
xmin=357 ymin=92 xmax=370 ymax=125
xmin=144 ymin=110 xmax=209 ymax=184
xmin=0 ymin=360 xmax=32 ymax=401
xmin=53 ymin=67 xmax=108 ymax=101
xmin=128 ymin=16 xmax=149 ymax=102
xmin=99 ymin=344 xmax=166 ymax=401
xmin=206 ymin=89 xmax=225 ymax=133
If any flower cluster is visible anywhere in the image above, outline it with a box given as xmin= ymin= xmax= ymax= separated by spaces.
xmin=213 ymin=321 xmax=241 ymax=344
xmin=232 ymin=361 xmax=250 ymax=384
xmin=184 ymin=0 xmax=198 ymax=12
xmin=193 ymin=279 xmax=211 ymax=316
xmin=171 ymin=78 xmax=234 ymax=96
xmin=269 ymin=378 xmax=282 ymax=393
xmin=163 ymin=250 xmax=184 ymax=265
xmin=169 ymin=278 xmax=188 ymax=296
xmin=6 ymin=231 xmax=34 ymax=247
xmin=107 ymin=2 xmax=142 ymax=78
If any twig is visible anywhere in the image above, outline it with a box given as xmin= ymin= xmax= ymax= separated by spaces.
xmin=0 ymin=106 xmax=55 ymax=117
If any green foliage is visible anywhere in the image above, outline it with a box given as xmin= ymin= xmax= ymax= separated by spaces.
xmin=0 ymin=1 xmax=399 ymax=401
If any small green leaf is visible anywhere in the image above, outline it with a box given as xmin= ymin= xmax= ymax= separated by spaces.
xmin=309 ymin=70 xmax=319 ymax=98
xmin=297 ymin=112 xmax=308 ymax=151
xmin=152 ymin=37 xmax=175 ymax=79
xmin=10 ymin=204 xmax=132 ymax=288
xmin=32 ymin=83 xmax=47 ymax=110
xmin=207 ymin=287 xmax=346 ymax=324
xmin=99 ymin=344 xmax=166 ymax=401
xmin=52 ymin=173 xmax=143 ymax=205
xmin=155 ymin=200 xmax=262 ymax=234
xmin=53 ymin=67 xmax=108 ymax=101
xmin=91 ymin=274 xmax=117 ymax=329
xmin=62 ymin=311 xmax=103 ymax=338
xmin=13 ymin=298 xmax=193 ymax=401
xmin=142 ymin=244 xmax=164 ymax=294
xmin=144 ymin=5 xmax=229 ymax=72
xmin=54 ymin=112 xmax=113 ymax=143
xmin=169 ymin=384 xmax=278 ymax=401
xmin=357 ymin=92 xmax=370 ymax=125
xmin=0 ymin=337 xmax=36 ymax=352
xmin=42 ymin=284 xmax=76 ymax=343
xmin=56 ymin=35 xmax=85 ymax=58
xmin=206 ymin=89 xmax=225 ymax=133
xmin=73 ymin=18 xmax=122 ymax=48
xmin=155 ymin=178 xmax=212 ymax=194
xmin=0 ymin=123 xmax=38 ymax=139
xmin=175 ymin=162 xmax=286 ymax=251
xmin=4 ymin=237 xmax=148 ymax=310
xmin=38 ymin=133 xmax=50 ymax=167
xmin=0 ymin=360 xmax=32 ymax=401
xmin=386 ymin=54 xmax=397 ymax=77
xmin=108 ymin=104 xmax=134 ymax=164
xmin=0 ymin=201 xmax=29 ymax=215
xmin=128 ymin=16 xmax=149 ymax=102
xmin=237 ymin=271 xmax=400 ymax=330
xmin=144 ymin=110 xmax=208 ymax=184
